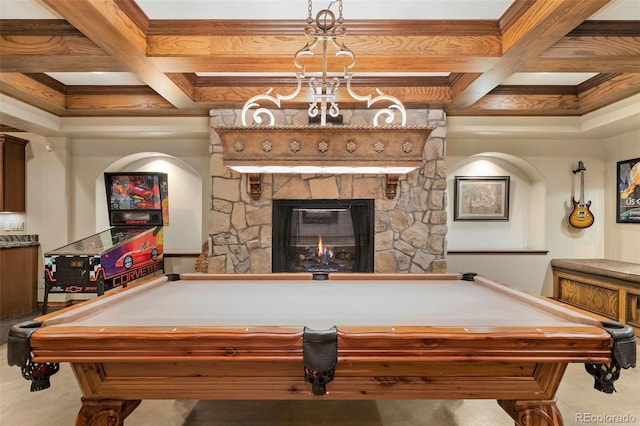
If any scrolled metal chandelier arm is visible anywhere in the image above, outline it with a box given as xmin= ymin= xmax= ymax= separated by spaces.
xmin=240 ymin=0 xmax=407 ymax=127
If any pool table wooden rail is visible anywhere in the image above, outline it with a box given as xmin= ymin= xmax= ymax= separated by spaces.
xmin=28 ymin=324 xmax=613 ymax=364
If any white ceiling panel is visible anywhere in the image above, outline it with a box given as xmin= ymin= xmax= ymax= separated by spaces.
xmin=135 ymin=0 xmax=514 ymax=20
xmin=0 ymin=0 xmax=61 ymax=18
xmin=1 ymin=0 xmax=635 ymax=20
xmin=502 ymin=73 xmax=599 ymax=86
xmin=588 ymin=0 xmax=640 ymax=20
xmin=45 ymin=72 xmax=146 ymax=86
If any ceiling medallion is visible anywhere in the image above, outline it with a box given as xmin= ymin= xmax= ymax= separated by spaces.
xmin=318 ymin=141 xmax=329 ymax=153
xmin=262 ymin=140 xmax=272 ymax=152
xmin=240 ymin=0 xmax=407 ymax=127
xmin=374 ymin=141 xmax=385 ymax=153
xmin=346 ymin=140 xmax=357 ymax=153
xmin=290 ymin=140 xmax=301 ymax=153
xmin=233 ymin=140 xmax=244 ymax=152
xmin=402 ymin=141 xmax=414 ymax=153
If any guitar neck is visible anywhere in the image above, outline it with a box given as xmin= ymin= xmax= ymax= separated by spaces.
xmin=579 ymin=171 xmax=585 ymax=205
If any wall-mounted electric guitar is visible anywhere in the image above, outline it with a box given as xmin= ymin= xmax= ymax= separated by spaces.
xmin=568 ymin=161 xmax=594 ymax=229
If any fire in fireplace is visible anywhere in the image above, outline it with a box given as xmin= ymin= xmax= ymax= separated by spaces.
xmin=272 ymin=199 xmax=374 ymax=273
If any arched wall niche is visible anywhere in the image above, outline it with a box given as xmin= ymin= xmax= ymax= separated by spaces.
xmin=94 ymin=152 xmax=203 ymax=252
xmin=447 ymin=152 xmax=546 ymax=250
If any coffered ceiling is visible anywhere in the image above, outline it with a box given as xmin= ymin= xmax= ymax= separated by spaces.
xmin=1 ymin=0 xmax=639 ymax=120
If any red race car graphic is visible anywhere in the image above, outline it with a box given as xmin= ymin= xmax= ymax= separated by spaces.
xmin=115 ymin=241 xmax=160 ymax=269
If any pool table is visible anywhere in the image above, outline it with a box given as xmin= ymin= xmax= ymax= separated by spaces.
xmin=8 ymin=272 xmax=636 ymax=426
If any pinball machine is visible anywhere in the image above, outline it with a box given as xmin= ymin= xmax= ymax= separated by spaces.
xmin=42 ymin=172 xmax=168 ymax=313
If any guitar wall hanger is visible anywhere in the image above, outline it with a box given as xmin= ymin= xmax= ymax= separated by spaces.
xmin=568 ymin=161 xmax=595 ymax=229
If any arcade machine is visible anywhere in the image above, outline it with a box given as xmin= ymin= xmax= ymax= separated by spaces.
xmin=42 ymin=172 xmax=168 ymax=313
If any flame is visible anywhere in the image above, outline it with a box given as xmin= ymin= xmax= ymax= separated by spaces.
xmin=317 ymin=234 xmax=334 ymax=261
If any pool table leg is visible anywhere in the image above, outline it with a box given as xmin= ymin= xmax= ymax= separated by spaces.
xmin=75 ymin=398 xmax=141 ymax=426
xmin=498 ymin=399 xmax=564 ymax=426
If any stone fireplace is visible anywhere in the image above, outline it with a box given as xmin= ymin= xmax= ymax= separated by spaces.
xmin=206 ymin=108 xmax=448 ymax=274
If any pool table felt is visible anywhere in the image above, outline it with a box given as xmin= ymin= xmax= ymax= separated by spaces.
xmin=43 ymin=274 xmax=602 ymax=331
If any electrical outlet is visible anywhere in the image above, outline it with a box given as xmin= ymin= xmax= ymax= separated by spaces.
xmin=3 ymin=222 xmax=10 ymax=231
xmin=16 ymin=222 xmax=24 ymax=231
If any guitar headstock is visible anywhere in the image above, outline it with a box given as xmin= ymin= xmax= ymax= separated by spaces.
xmin=573 ymin=160 xmax=586 ymax=174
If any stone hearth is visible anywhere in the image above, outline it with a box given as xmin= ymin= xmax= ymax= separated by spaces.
xmin=206 ymin=109 xmax=447 ymax=274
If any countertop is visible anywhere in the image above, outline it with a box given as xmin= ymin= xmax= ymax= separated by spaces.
xmin=551 ymin=258 xmax=640 ymax=285
xmin=0 ymin=234 xmax=39 ymax=249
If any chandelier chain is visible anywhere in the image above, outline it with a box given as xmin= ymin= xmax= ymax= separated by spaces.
xmin=308 ymin=0 xmax=343 ymax=23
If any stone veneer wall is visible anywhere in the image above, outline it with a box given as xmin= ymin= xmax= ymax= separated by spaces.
xmin=207 ymin=108 xmax=447 ymax=274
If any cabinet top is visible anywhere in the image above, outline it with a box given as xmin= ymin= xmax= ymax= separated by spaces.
xmin=0 ymin=134 xmax=29 ymax=146
xmin=551 ymin=258 xmax=640 ymax=285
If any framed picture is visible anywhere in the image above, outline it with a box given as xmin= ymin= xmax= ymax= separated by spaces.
xmin=454 ymin=176 xmax=510 ymax=221
xmin=616 ymin=157 xmax=640 ymax=223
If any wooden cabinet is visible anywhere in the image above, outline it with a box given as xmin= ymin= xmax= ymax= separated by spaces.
xmin=0 ymin=134 xmax=29 ymax=212
xmin=0 ymin=245 xmax=38 ymax=319
xmin=552 ymin=258 xmax=640 ymax=336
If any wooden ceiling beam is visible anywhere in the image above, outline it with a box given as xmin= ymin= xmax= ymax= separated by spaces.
xmin=522 ymin=57 xmax=640 ymax=73
xmin=0 ymin=56 xmax=126 ymax=73
xmin=65 ymin=92 xmax=178 ymax=116
xmin=577 ymin=73 xmax=640 ymax=114
xmin=146 ymin=34 xmax=502 ymax=58
xmin=148 ymin=56 xmax=498 ymax=73
xmin=41 ymin=0 xmax=197 ymax=111
xmin=448 ymin=0 xmax=612 ymax=111
xmin=0 ymin=73 xmax=66 ymax=115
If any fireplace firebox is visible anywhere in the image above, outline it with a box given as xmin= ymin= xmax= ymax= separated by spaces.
xmin=272 ymin=199 xmax=374 ymax=273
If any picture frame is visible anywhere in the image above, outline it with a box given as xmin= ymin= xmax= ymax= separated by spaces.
xmin=616 ymin=157 xmax=640 ymax=223
xmin=454 ymin=176 xmax=510 ymax=221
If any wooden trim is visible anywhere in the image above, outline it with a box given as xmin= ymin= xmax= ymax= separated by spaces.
xmin=147 ymin=19 xmax=500 ymax=36
xmin=115 ymin=0 xmax=149 ymax=33
xmin=0 ymin=19 xmax=81 ymax=35
xmin=577 ymin=73 xmax=620 ymax=93
xmin=568 ymin=21 xmax=640 ymax=36
xmin=23 ymin=73 xmax=67 ymax=93
xmin=447 ymin=249 xmax=549 ymax=255
xmin=498 ymin=0 xmax=535 ymax=34
xmin=490 ymin=85 xmax=577 ymax=95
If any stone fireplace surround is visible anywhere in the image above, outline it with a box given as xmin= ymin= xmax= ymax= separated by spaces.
xmin=206 ymin=108 xmax=447 ymax=274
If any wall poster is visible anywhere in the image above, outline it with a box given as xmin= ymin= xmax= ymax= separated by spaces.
xmin=617 ymin=157 xmax=640 ymax=223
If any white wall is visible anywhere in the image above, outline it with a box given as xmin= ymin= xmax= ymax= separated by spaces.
xmin=0 ymin=134 xmax=70 ymax=247
xmin=448 ymin=155 xmax=536 ymax=249
xmin=0 ymin=134 xmax=72 ymax=300
xmin=70 ymin=138 xmax=209 ymax=245
xmin=95 ymin=155 xmax=203 ymax=252
xmin=446 ymin=137 xmax=607 ymax=295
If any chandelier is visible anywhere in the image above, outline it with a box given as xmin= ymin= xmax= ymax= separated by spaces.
xmin=241 ymin=0 xmax=407 ymax=127
xmin=214 ymin=0 xmax=433 ymax=201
